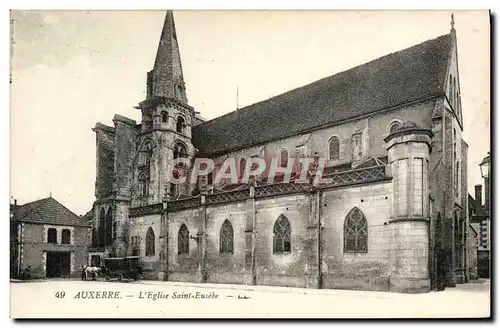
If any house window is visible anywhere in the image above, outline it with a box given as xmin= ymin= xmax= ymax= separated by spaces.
xmin=280 ymin=149 xmax=288 ymax=167
xmin=178 ymin=224 xmax=190 ymax=254
xmin=273 ymin=215 xmax=291 ymax=254
xmin=329 ymin=136 xmax=340 ymax=161
xmin=61 ymin=229 xmax=71 ymax=244
xmin=145 ymin=227 xmax=155 ymax=256
xmin=176 ymin=116 xmax=185 ymax=134
xmin=219 ymin=220 xmax=234 ymax=254
xmin=47 ymin=228 xmax=57 ymax=244
xmin=344 ymin=207 xmax=368 ymax=253
xmin=161 ymin=111 xmax=168 ymax=123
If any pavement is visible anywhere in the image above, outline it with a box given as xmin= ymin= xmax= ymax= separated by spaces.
xmin=10 ymin=278 xmax=491 ymax=319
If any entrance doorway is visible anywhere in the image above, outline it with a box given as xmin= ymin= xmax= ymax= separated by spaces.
xmin=46 ymin=252 xmax=71 ymax=278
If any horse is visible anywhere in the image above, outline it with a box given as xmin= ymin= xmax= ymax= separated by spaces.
xmin=83 ymin=265 xmax=102 ymax=281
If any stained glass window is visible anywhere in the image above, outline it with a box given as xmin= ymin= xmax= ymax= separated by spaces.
xmin=329 ymin=136 xmax=340 ymax=161
xmin=178 ymin=224 xmax=190 ymax=254
xmin=220 ymin=220 xmax=234 ymax=254
xmin=273 ymin=215 xmax=291 ymax=253
xmin=344 ymin=207 xmax=368 ymax=253
xmin=146 ymin=227 xmax=155 ymax=256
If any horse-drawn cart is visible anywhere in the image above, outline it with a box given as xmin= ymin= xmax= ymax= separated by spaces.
xmin=101 ymin=256 xmax=143 ymax=282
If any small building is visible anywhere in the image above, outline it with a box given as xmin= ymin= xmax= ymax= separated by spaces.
xmin=470 ymin=185 xmax=491 ymax=278
xmin=10 ymin=197 xmax=91 ymax=279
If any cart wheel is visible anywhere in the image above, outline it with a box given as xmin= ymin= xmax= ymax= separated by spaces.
xmin=105 ymin=276 xmax=110 ymax=281
xmin=117 ymin=274 xmax=123 ymax=282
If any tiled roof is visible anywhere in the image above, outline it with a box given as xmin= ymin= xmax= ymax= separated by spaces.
xmin=192 ymin=33 xmax=452 ymax=155
xmin=12 ymin=197 xmax=90 ymax=227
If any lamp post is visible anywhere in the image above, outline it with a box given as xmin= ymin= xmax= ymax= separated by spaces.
xmin=479 ymin=153 xmax=490 ymax=214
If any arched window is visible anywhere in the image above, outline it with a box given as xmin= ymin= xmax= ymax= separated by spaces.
xmin=138 ymin=171 xmax=149 ymax=197
xmin=178 ymin=224 xmax=189 ymax=254
xmin=389 ymin=121 xmax=401 ymax=134
xmin=453 ymin=77 xmax=457 ymax=108
xmin=344 ymin=207 xmax=368 ymax=253
xmin=47 ymin=228 xmax=57 ymax=244
xmin=161 ymin=111 xmax=168 ymax=123
xmin=176 ymin=116 xmax=185 ymax=134
xmin=280 ymin=149 xmax=288 ymax=167
xmin=455 ymin=161 xmax=460 ymax=195
xmin=220 ymin=220 xmax=234 ymax=254
xmin=105 ymin=208 xmax=113 ymax=246
xmin=173 ymin=142 xmax=187 ymax=160
xmin=62 ymin=229 xmax=71 ymax=244
xmin=99 ymin=208 xmax=106 ymax=246
xmin=273 ymin=215 xmax=291 ymax=253
xmin=169 ymin=171 xmax=179 ymax=197
xmin=329 ymin=136 xmax=340 ymax=161
xmin=239 ymin=158 xmax=246 ymax=179
xmin=146 ymin=227 xmax=155 ymax=256
xmin=449 ymin=75 xmax=453 ymax=105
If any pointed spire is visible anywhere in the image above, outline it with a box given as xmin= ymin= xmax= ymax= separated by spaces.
xmin=450 ymin=13 xmax=456 ymax=35
xmin=147 ymin=10 xmax=188 ymax=103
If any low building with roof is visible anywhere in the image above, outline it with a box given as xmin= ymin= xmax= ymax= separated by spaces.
xmin=10 ymin=197 xmax=91 ymax=279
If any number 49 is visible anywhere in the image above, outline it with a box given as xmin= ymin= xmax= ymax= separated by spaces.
xmin=55 ymin=291 xmax=65 ymax=299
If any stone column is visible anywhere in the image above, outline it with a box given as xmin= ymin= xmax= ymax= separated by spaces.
xmin=305 ymin=187 xmax=321 ymax=289
xmin=244 ymin=185 xmax=256 ymax=285
xmin=385 ymin=123 xmax=432 ymax=293
xmin=159 ymin=195 xmax=169 ymax=281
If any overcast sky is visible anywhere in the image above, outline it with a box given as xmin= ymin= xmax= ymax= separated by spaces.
xmin=10 ymin=10 xmax=490 ymax=215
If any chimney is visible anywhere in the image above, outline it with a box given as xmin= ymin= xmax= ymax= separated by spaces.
xmin=475 ymin=184 xmax=483 ymax=216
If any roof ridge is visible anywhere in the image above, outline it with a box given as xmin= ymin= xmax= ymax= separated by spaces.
xmin=196 ymin=33 xmax=452 ymax=126
xmin=15 ymin=197 xmax=51 ymax=220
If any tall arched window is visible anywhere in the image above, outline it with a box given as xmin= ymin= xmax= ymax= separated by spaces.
xmin=449 ymin=75 xmax=453 ymax=105
xmin=273 ymin=215 xmax=291 ymax=254
xmin=344 ymin=207 xmax=368 ymax=253
xmin=146 ymin=227 xmax=155 ymax=256
xmin=138 ymin=171 xmax=149 ymax=197
xmin=105 ymin=208 xmax=113 ymax=246
xmin=220 ymin=220 xmax=234 ymax=254
xmin=161 ymin=111 xmax=168 ymax=123
xmin=453 ymin=77 xmax=457 ymax=108
xmin=178 ymin=224 xmax=189 ymax=254
xmin=389 ymin=121 xmax=401 ymax=134
xmin=455 ymin=161 xmax=460 ymax=195
xmin=239 ymin=158 xmax=246 ymax=179
xmin=280 ymin=149 xmax=288 ymax=167
xmin=176 ymin=116 xmax=185 ymax=134
xmin=329 ymin=136 xmax=340 ymax=161
xmin=99 ymin=208 xmax=106 ymax=246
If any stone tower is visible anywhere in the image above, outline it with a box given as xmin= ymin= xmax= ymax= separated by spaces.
xmin=385 ymin=122 xmax=432 ymax=293
xmin=131 ymin=10 xmax=197 ymax=208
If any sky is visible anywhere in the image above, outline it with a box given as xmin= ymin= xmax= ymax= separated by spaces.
xmin=10 ymin=10 xmax=490 ymax=215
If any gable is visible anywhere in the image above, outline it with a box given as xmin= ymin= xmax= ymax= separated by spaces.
xmin=192 ymin=33 xmax=453 ymax=156
xmin=13 ymin=198 xmax=89 ymax=227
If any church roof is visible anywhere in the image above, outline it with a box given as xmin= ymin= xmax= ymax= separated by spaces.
xmin=11 ymin=197 xmax=90 ymax=227
xmin=192 ymin=33 xmax=453 ymax=155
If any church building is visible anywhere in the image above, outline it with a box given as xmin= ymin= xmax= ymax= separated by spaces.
xmin=88 ymin=11 xmax=473 ymax=293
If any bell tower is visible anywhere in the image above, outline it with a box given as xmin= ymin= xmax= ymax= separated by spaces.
xmin=131 ymin=10 xmax=196 ymax=207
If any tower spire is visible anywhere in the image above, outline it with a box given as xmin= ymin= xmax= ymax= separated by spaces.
xmin=450 ymin=13 xmax=456 ymax=34
xmin=147 ymin=10 xmax=188 ymax=103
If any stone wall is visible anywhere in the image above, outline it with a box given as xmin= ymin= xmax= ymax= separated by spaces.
xmin=321 ymin=182 xmax=392 ymax=291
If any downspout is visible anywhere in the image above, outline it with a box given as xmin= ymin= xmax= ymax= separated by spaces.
xmin=316 ymin=190 xmax=322 ymax=289
xmin=250 ymin=185 xmax=257 ymax=285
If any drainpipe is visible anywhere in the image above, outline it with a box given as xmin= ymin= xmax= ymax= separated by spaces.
xmin=316 ymin=190 xmax=322 ymax=289
xmin=250 ymin=185 xmax=257 ymax=285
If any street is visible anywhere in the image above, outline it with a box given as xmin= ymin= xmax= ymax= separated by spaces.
xmin=10 ymin=279 xmax=490 ymax=318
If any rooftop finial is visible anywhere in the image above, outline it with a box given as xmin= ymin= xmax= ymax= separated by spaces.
xmin=451 ymin=13 xmax=455 ymax=31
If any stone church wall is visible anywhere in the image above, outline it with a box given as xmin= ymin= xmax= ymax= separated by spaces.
xmin=321 ymin=181 xmax=393 ymax=291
